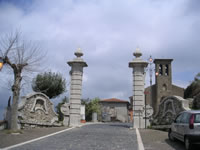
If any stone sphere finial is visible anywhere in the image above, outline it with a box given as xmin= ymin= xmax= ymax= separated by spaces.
xmin=133 ymin=47 xmax=142 ymax=58
xmin=75 ymin=48 xmax=83 ymax=58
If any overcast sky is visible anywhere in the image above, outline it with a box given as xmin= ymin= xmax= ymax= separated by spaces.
xmin=0 ymin=0 xmax=200 ymax=119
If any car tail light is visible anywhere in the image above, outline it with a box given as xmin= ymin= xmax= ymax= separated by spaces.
xmin=189 ymin=114 xmax=195 ymax=129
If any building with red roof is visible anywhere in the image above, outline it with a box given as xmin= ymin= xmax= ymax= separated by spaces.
xmin=99 ymin=98 xmax=130 ymax=122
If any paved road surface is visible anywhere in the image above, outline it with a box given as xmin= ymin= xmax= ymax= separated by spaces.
xmin=0 ymin=126 xmax=69 ymax=148
xmin=10 ymin=123 xmax=138 ymax=150
xmin=140 ymin=129 xmax=200 ymax=150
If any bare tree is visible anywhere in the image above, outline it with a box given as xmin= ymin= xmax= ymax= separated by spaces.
xmin=0 ymin=30 xmax=44 ymax=131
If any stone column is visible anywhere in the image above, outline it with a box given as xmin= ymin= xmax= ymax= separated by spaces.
xmin=67 ymin=48 xmax=88 ymax=127
xmin=129 ymin=48 xmax=148 ymax=128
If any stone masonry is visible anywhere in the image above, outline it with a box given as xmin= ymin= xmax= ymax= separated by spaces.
xmin=152 ymin=96 xmax=190 ymax=125
xmin=16 ymin=92 xmax=59 ymax=128
xmin=60 ymin=103 xmax=70 ymax=126
xmin=67 ymin=48 xmax=87 ymax=127
xmin=129 ymin=48 xmax=148 ymax=128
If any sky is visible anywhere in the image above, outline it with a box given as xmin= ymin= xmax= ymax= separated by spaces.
xmin=0 ymin=0 xmax=200 ymax=119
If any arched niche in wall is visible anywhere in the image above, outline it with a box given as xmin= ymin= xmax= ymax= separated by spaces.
xmin=162 ymin=84 xmax=167 ymax=91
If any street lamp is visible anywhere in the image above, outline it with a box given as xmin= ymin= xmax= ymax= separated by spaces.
xmin=149 ymin=56 xmax=153 ymax=63
xmin=0 ymin=57 xmax=4 ymax=71
xmin=155 ymin=72 xmax=159 ymax=76
xmin=148 ymin=55 xmax=153 ymax=107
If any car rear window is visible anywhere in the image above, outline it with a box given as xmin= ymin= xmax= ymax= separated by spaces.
xmin=194 ymin=114 xmax=200 ymax=123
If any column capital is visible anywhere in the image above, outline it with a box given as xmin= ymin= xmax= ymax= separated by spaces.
xmin=67 ymin=48 xmax=88 ymax=67
xmin=129 ymin=48 xmax=148 ymax=68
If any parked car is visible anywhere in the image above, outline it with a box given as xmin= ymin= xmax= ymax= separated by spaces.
xmin=168 ymin=110 xmax=200 ymax=150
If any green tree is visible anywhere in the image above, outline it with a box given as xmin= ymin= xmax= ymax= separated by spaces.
xmin=184 ymin=73 xmax=200 ymax=98
xmin=83 ymin=98 xmax=101 ymax=121
xmin=56 ymin=96 xmax=69 ymax=121
xmin=32 ymin=71 xmax=66 ymax=99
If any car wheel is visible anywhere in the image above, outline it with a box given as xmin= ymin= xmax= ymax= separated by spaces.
xmin=168 ymin=130 xmax=175 ymax=141
xmin=185 ymin=136 xmax=192 ymax=150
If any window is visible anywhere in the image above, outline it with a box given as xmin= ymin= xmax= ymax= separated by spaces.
xmin=195 ymin=114 xmax=200 ymax=123
xmin=162 ymin=84 xmax=167 ymax=91
xmin=180 ymin=113 xmax=190 ymax=123
xmin=175 ymin=114 xmax=183 ymax=123
xmin=165 ymin=65 xmax=169 ymax=76
xmin=159 ymin=64 xmax=163 ymax=75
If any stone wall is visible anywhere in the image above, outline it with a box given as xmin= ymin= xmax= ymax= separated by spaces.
xmin=145 ymin=85 xmax=156 ymax=105
xmin=172 ymin=85 xmax=184 ymax=98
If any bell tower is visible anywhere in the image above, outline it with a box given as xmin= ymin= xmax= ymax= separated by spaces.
xmin=153 ymin=59 xmax=173 ymax=114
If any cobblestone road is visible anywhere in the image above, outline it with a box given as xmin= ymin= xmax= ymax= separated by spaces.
xmin=10 ymin=123 xmax=138 ymax=150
